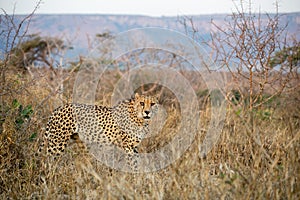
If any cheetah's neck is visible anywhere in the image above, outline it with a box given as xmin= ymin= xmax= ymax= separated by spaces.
xmin=113 ymin=100 xmax=146 ymax=127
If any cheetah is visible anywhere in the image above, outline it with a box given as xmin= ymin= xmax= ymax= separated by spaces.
xmin=39 ymin=93 xmax=158 ymax=163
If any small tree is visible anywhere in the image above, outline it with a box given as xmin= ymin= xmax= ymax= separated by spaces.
xmin=210 ymin=4 xmax=292 ymax=109
xmin=9 ymin=34 xmax=67 ymax=71
xmin=182 ymin=0 xmax=299 ymax=133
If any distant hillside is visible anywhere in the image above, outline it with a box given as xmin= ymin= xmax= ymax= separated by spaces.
xmin=1 ymin=13 xmax=299 ymax=60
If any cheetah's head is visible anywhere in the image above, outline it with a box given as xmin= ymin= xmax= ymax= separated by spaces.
xmin=133 ymin=93 xmax=158 ymax=120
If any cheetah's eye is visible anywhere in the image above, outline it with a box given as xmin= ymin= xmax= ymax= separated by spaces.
xmin=140 ymin=102 xmax=144 ymax=106
xmin=150 ymin=103 xmax=155 ymax=106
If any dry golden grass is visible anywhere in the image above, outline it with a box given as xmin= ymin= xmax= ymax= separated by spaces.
xmin=0 ymin=68 xmax=299 ymax=199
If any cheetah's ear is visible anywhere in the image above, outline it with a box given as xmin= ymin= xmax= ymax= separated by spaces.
xmin=134 ymin=93 xmax=140 ymax=99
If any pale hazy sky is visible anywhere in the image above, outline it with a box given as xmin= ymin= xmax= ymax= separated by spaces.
xmin=1 ymin=0 xmax=299 ymax=16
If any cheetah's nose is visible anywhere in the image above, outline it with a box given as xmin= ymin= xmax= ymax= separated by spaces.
xmin=144 ymin=111 xmax=150 ymax=115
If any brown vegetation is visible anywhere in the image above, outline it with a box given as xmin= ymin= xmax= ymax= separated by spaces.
xmin=0 ymin=66 xmax=299 ymax=199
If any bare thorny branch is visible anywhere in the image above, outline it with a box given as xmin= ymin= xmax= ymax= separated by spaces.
xmin=181 ymin=0 xmax=299 ymax=110
xmin=0 ymin=0 xmax=42 ymax=84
